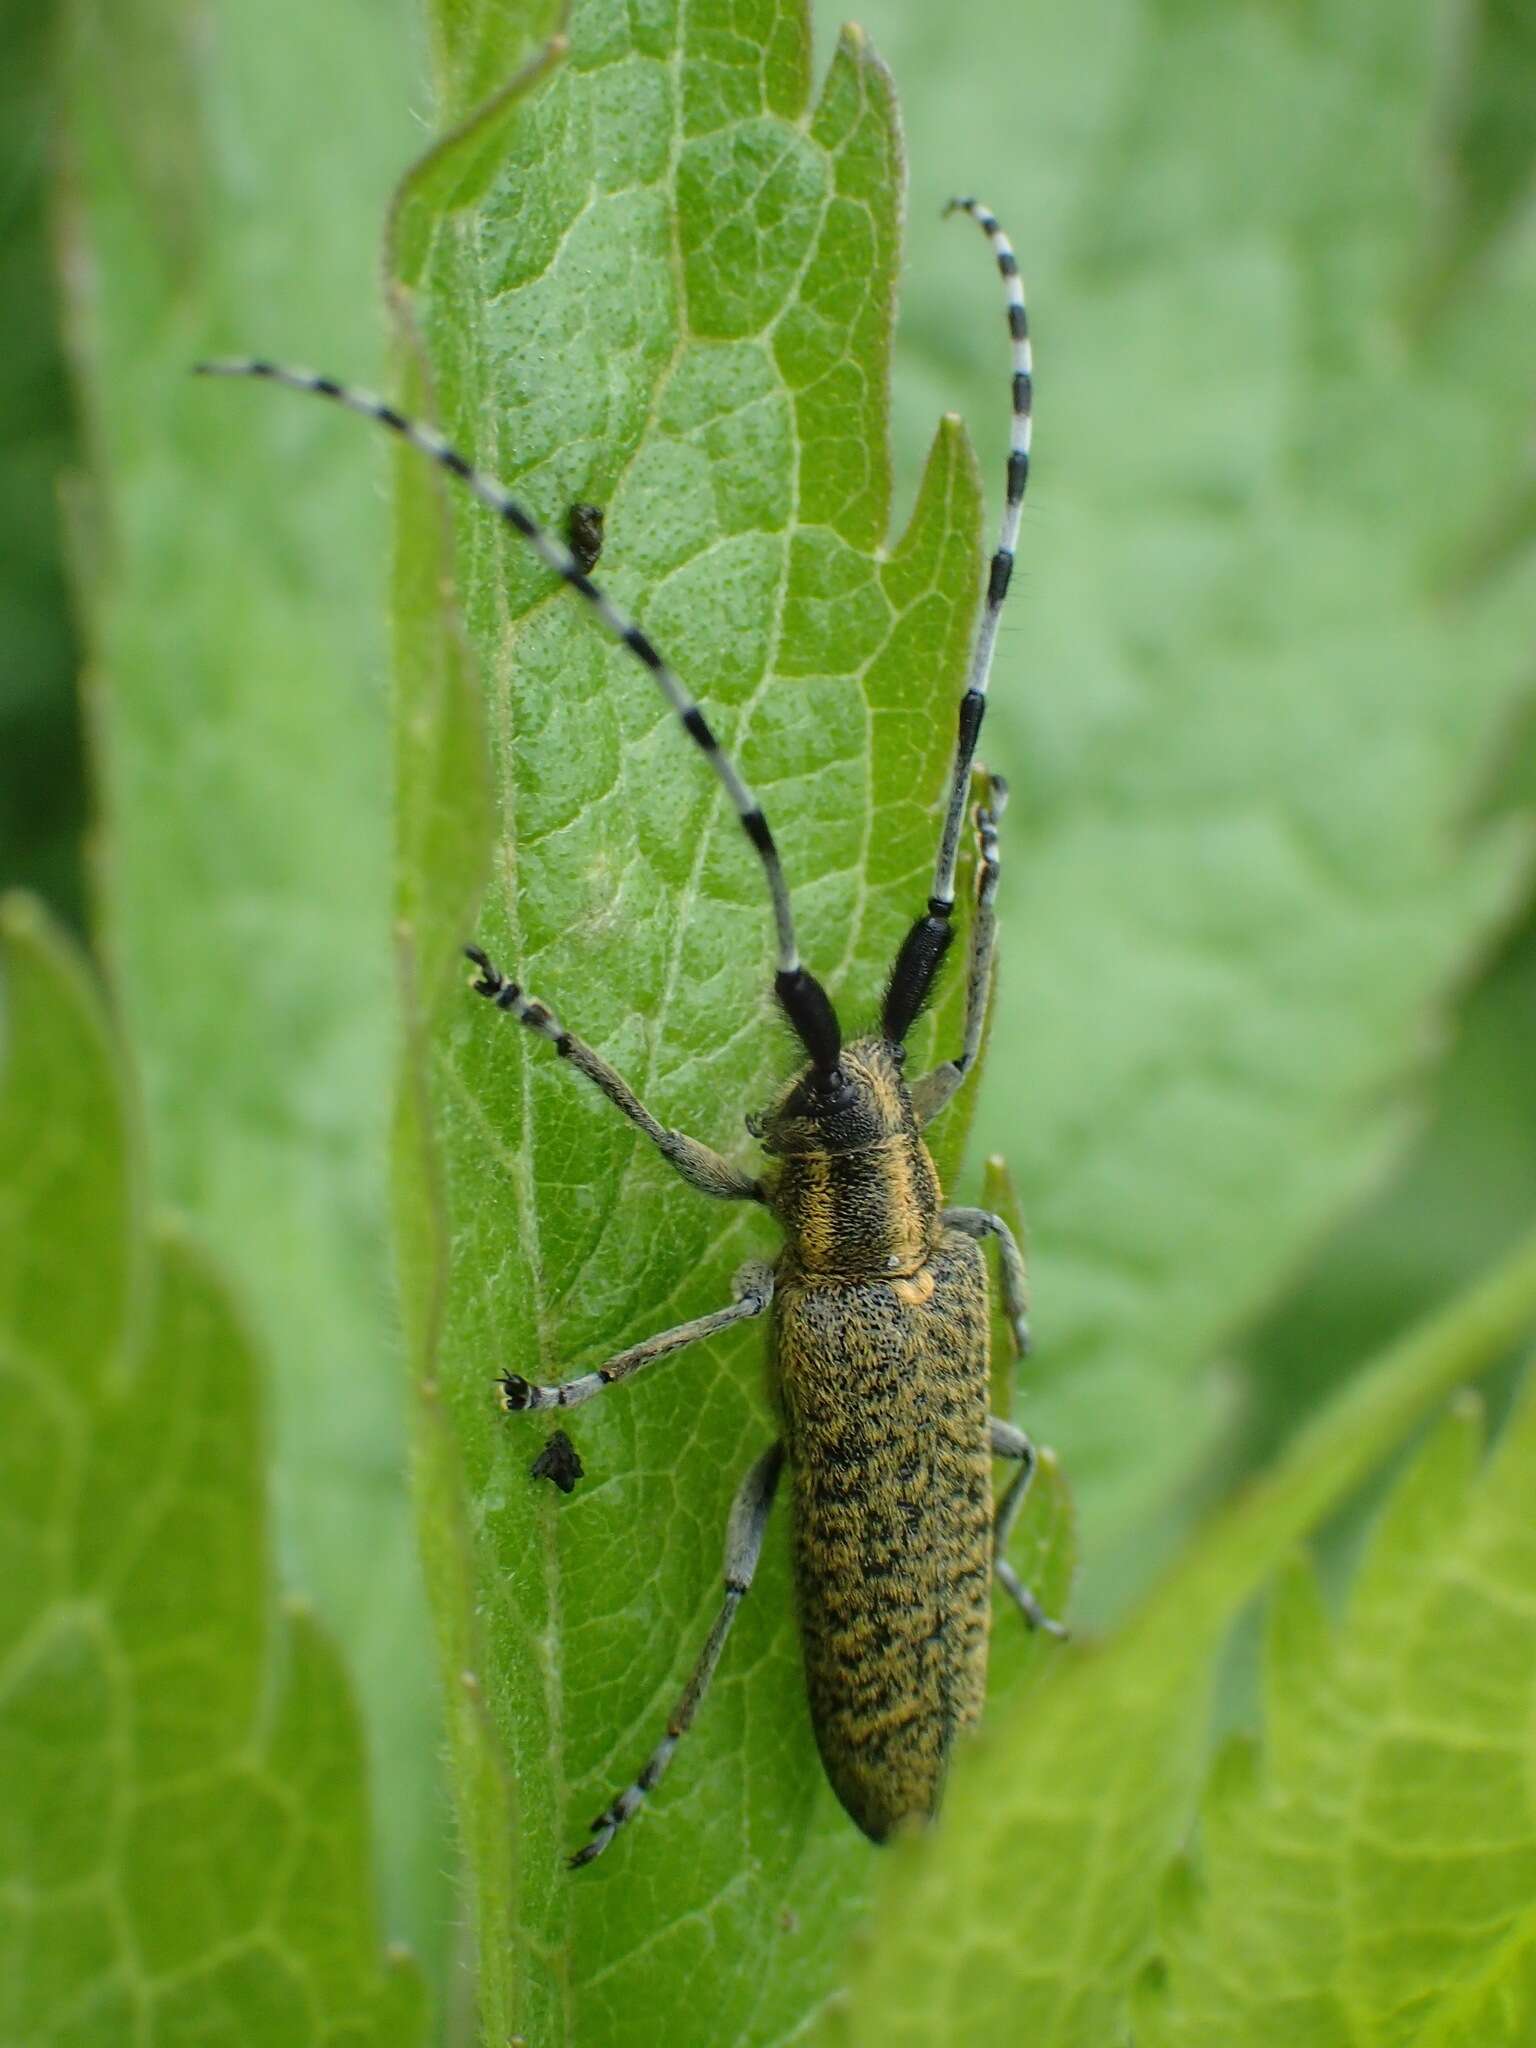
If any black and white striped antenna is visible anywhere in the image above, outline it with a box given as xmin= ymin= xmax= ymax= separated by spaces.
xmin=195 ymin=358 xmax=842 ymax=1074
xmin=930 ymin=197 xmax=1032 ymax=912
xmin=881 ymin=196 xmax=1033 ymax=1045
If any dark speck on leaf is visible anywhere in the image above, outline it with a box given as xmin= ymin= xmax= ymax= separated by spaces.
xmin=565 ymin=502 xmax=604 ymax=575
xmin=531 ymin=1429 xmax=584 ymax=1494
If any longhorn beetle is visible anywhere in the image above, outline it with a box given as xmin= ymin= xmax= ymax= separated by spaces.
xmin=199 ymin=195 xmax=1065 ymax=1867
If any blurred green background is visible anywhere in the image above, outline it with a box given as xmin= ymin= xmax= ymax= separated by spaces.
xmin=2 ymin=0 xmax=87 ymax=926
xmin=4 ymin=0 xmax=1534 ymax=2034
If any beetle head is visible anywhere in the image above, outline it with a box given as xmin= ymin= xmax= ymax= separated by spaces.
xmin=751 ymin=1036 xmax=911 ymax=1159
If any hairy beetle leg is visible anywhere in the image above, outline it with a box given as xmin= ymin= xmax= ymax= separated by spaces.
xmin=571 ymin=1442 xmax=784 ymax=1867
xmin=989 ymin=1417 xmax=1069 ymax=1639
xmin=496 ymin=1264 xmax=775 ymax=1415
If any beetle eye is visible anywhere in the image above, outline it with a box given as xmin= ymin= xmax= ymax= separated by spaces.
xmin=819 ymin=1071 xmax=858 ymax=1114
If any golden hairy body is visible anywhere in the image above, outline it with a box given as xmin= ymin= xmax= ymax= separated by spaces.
xmin=763 ymin=1040 xmax=994 ymax=1838
xmin=775 ymin=1230 xmax=992 ymax=1836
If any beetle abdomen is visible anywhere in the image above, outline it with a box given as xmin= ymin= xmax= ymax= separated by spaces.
xmin=775 ymin=1228 xmax=993 ymax=1840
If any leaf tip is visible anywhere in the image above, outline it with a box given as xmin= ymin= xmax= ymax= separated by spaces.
xmin=831 ymin=16 xmax=894 ymax=97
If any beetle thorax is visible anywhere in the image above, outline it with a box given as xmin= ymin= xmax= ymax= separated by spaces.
xmin=758 ymin=1038 xmax=942 ymax=1280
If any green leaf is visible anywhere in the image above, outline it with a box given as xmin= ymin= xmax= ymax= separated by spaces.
xmin=842 ymin=0 xmax=1536 ymax=1607
xmin=1138 ymin=1379 xmax=1536 ymax=2046
xmin=830 ymin=1220 xmax=1536 ymax=2046
xmin=0 ymin=897 xmax=424 ymax=2046
xmin=55 ymin=0 xmax=453 ymax=1984
xmin=387 ymin=4 xmax=1071 ymax=2038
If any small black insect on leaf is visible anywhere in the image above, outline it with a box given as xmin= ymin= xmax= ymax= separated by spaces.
xmin=565 ymin=502 xmax=604 ymax=575
xmin=531 ymin=1429 xmax=584 ymax=1495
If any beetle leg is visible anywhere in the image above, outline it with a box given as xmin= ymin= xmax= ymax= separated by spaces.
xmin=498 ymin=1261 xmax=774 ymax=1414
xmin=940 ymin=1203 xmax=1030 ymax=1358
xmin=989 ymin=1417 xmax=1068 ymax=1639
xmin=466 ymin=946 xmax=764 ymax=1202
xmin=570 ymin=1441 xmax=785 ymax=1868
xmin=910 ymin=777 xmax=1006 ymax=1127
